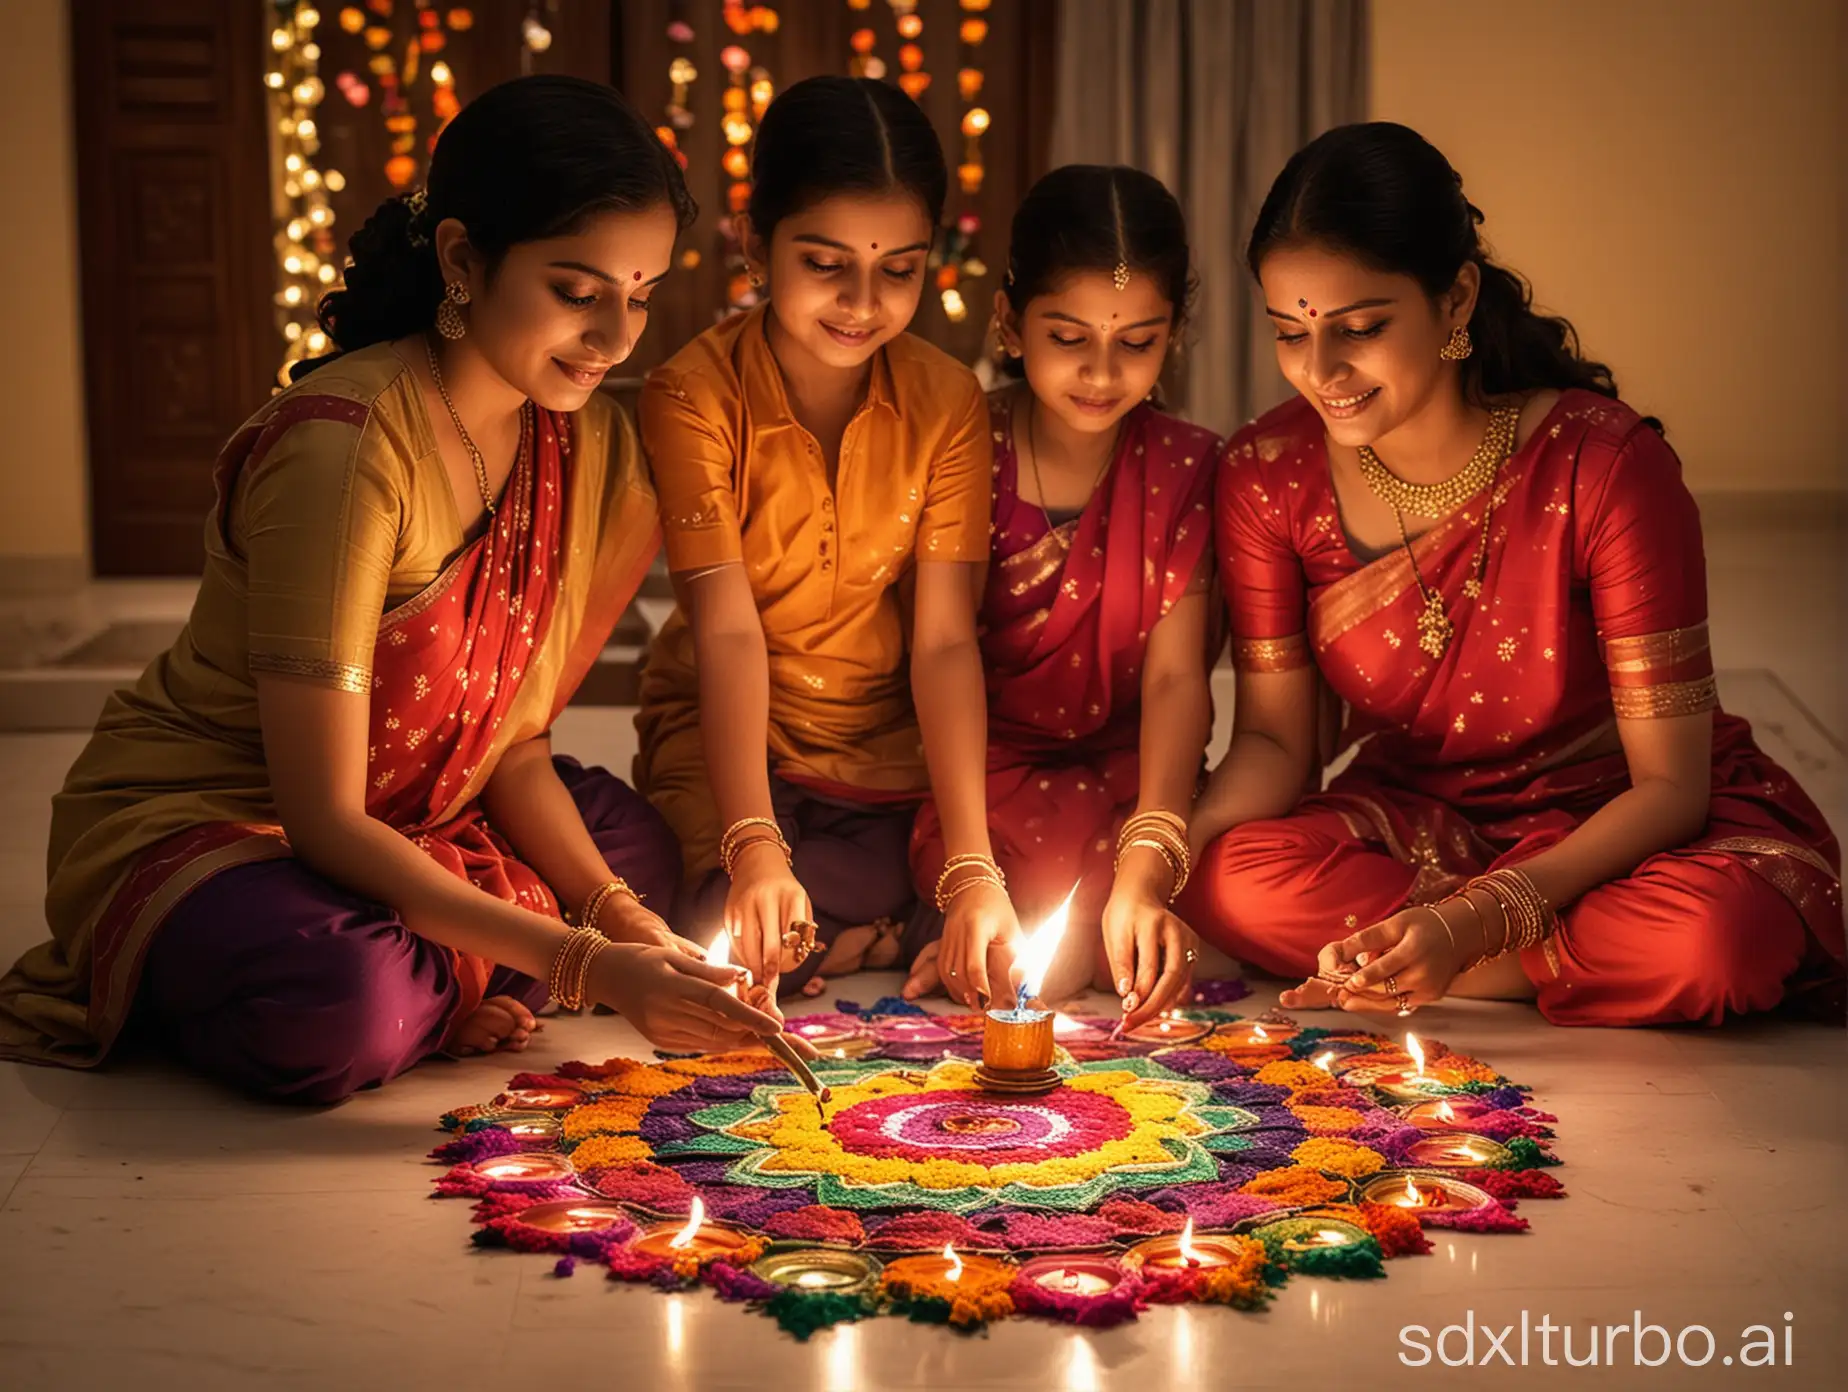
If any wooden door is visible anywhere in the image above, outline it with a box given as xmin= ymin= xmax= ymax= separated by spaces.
xmin=73 ymin=0 xmax=276 ymax=575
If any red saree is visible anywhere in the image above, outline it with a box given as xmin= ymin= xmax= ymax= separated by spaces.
xmin=911 ymin=398 xmax=1219 ymax=926
xmin=1188 ymin=390 xmax=1843 ymax=1026
xmin=84 ymin=404 xmax=581 ymax=1051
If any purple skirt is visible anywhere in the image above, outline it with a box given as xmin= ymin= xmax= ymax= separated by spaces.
xmin=135 ymin=757 xmax=679 ymax=1104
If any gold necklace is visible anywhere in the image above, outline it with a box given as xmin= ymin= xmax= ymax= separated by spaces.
xmin=424 ymin=336 xmax=498 ymax=515
xmin=1022 ymin=399 xmax=1114 ymax=530
xmin=1357 ymin=404 xmax=1519 ymax=518
xmin=1392 ymin=409 xmax=1519 ymax=659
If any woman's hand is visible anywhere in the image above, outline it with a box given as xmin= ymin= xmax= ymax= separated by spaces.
xmin=935 ymin=881 xmax=1024 ymax=1009
xmin=585 ymin=942 xmax=786 ymax=1053
xmin=724 ymin=841 xmax=812 ymax=994
xmin=595 ymin=892 xmax=708 ymax=961
xmin=1279 ymin=906 xmax=1470 ymax=1015
xmin=1101 ymin=873 xmax=1198 ymax=1030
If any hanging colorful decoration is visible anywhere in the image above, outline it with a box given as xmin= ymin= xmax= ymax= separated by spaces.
xmin=718 ymin=1 xmax=780 ymax=314
xmin=928 ymin=0 xmax=993 ymax=325
xmin=266 ymin=1 xmax=346 ymax=383
xmin=433 ymin=1005 xmax=1565 ymax=1339
xmin=365 ymin=0 xmax=468 ymax=190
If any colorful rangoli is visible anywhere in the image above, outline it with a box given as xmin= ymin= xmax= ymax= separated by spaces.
xmin=432 ymin=999 xmax=1564 ymax=1336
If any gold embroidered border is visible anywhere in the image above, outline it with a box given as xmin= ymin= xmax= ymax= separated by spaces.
xmin=1603 ymin=623 xmax=1710 ymax=676
xmin=1609 ymin=675 xmax=1717 ymax=719
xmin=1701 ymin=835 xmax=1839 ymax=882
xmin=249 ymin=652 xmax=371 ymax=694
xmin=1233 ymin=632 xmax=1311 ymax=673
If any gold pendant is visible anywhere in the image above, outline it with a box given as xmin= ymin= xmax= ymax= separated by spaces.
xmin=1416 ymin=593 xmax=1453 ymax=658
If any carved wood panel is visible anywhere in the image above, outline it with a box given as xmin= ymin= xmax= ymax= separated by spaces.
xmin=75 ymin=0 xmax=275 ymax=574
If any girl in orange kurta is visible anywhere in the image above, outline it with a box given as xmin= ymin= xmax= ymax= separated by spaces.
xmin=635 ymin=77 xmax=1021 ymax=1002
xmin=1183 ymin=123 xmax=1842 ymax=1026
xmin=0 ymin=79 xmax=783 ymax=1099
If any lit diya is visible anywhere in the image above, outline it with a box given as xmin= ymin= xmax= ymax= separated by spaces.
xmin=1016 ymin=1254 xmax=1125 ymax=1296
xmin=511 ymin=1199 xmax=632 ymax=1233
xmin=466 ymin=1151 xmax=576 ymax=1184
xmin=629 ymin=1196 xmax=759 ymax=1263
xmin=1118 ymin=1010 xmax=1213 ymax=1046
xmin=1250 ymin=1212 xmax=1372 ymax=1254
xmin=1399 ymin=1096 xmax=1499 ymax=1132
xmin=789 ymin=1017 xmax=875 ymax=1058
xmin=1358 ymin=1170 xmax=1495 ymax=1213
xmin=1401 ymin=1132 xmax=1510 ymax=1169
xmin=492 ymin=1084 xmax=586 ymax=1112
xmin=1360 ymin=1034 xmax=1464 ymax=1103
xmin=1123 ymin=1217 xmax=1253 ymax=1272
xmin=751 ymin=1244 xmax=883 ymax=1294
xmin=1212 ymin=1018 xmax=1300 ymax=1049
xmin=975 ymin=890 xmax=1072 ymax=1095
xmin=882 ymin=1242 xmax=1015 ymax=1291
xmin=498 ymin=1115 xmax=563 ymax=1142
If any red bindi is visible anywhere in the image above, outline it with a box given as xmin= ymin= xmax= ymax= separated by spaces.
xmin=633 ymin=271 xmax=642 ymax=280
xmin=870 ymin=242 xmax=878 ymax=250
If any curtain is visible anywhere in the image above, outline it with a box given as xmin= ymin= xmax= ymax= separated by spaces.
xmin=1049 ymin=0 xmax=1369 ymax=433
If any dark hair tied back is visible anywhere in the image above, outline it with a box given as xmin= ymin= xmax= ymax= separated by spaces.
xmin=298 ymin=75 xmax=694 ymax=379
xmin=998 ymin=164 xmax=1194 ymax=379
xmin=1247 ymin=121 xmax=1620 ymax=404
xmin=748 ymin=76 xmax=948 ymax=242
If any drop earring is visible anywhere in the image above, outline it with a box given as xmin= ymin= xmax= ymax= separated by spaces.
xmin=434 ymin=280 xmax=469 ymax=340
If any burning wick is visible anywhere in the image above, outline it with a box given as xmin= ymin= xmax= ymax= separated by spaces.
xmin=1177 ymin=1217 xmax=1204 ymax=1268
xmin=1252 ymin=1023 xmax=1269 ymax=1042
xmin=705 ymin=934 xmax=831 ymax=1106
xmin=667 ymin=1196 xmax=706 ymax=1250
xmin=943 ymin=1243 xmax=964 ymax=1283
xmin=1406 ymin=1031 xmax=1426 ymax=1078
xmin=1312 ymin=1050 xmax=1337 ymax=1072
xmin=1012 ymin=889 xmax=1077 ymax=1012
xmin=1435 ymin=1099 xmax=1456 ymax=1123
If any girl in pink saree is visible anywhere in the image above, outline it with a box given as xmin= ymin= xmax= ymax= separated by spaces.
xmin=909 ymin=167 xmax=1218 ymax=1024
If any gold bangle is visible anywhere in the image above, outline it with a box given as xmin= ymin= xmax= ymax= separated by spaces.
xmin=575 ymin=878 xmax=641 ymax=934
xmin=1449 ymin=890 xmax=1489 ymax=968
xmin=1472 ymin=868 xmax=1552 ymax=950
xmin=720 ymin=816 xmax=790 ymax=877
xmin=935 ymin=854 xmax=1005 ymax=910
xmin=548 ymin=926 xmax=608 ymax=1010
xmin=1115 ymin=837 xmax=1187 ymax=901
xmin=938 ymin=871 xmax=1004 ymax=912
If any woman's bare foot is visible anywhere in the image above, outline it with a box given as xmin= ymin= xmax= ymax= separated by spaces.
xmin=445 ymin=995 xmax=541 ymax=1056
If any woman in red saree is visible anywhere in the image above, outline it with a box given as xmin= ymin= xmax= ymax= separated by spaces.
xmin=909 ymin=167 xmax=1218 ymax=1025
xmin=0 ymin=79 xmax=782 ymax=1100
xmin=1185 ymin=123 xmax=1842 ymax=1027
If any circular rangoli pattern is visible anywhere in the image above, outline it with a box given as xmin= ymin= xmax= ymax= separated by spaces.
xmin=433 ymin=1001 xmax=1565 ymax=1334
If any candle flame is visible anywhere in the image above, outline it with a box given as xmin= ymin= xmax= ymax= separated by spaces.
xmin=705 ymin=933 xmax=731 ymax=969
xmin=943 ymin=1243 xmax=963 ymax=1282
xmin=668 ymin=1196 xmax=705 ymax=1250
xmin=1402 ymin=1177 xmax=1420 ymax=1205
xmin=1252 ymin=1023 xmax=1269 ymax=1041
xmin=1051 ymin=1012 xmax=1084 ymax=1038
xmin=1013 ymin=889 xmax=1076 ymax=1000
xmin=1312 ymin=1050 xmax=1336 ymax=1072
xmin=1406 ymin=1031 xmax=1426 ymax=1077
xmin=1177 ymin=1217 xmax=1202 ymax=1264
xmin=1435 ymin=1099 xmax=1456 ymax=1122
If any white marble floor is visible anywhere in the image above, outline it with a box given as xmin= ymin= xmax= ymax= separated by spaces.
xmin=1 ymin=502 xmax=1845 ymax=1391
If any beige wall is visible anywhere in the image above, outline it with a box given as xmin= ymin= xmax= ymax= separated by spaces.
xmin=0 ymin=0 xmax=88 ymax=575
xmin=1371 ymin=0 xmax=1845 ymax=493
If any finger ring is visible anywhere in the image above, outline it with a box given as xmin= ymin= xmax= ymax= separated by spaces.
xmin=947 ymin=966 xmax=957 ymax=977
xmin=1395 ymin=992 xmax=1415 ymax=1017
xmin=1385 ymin=974 xmax=1399 ymax=995
xmin=1184 ymin=949 xmax=1197 ymax=964
xmin=789 ymin=918 xmax=819 ymax=949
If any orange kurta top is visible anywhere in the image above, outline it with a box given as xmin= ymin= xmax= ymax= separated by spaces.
xmin=634 ymin=306 xmax=992 ymax=875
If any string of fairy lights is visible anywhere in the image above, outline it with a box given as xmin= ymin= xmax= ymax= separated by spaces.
xmin=268 ymin=1 xmax=999 ymax=374
xmin=267 ymin=3 xmax=341 ymax=383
